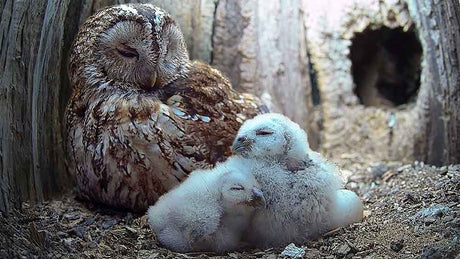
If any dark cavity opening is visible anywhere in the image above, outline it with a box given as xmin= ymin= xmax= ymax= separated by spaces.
xmin=350 ymin=26 xmax=422 ymax=107
xmin=307 ymin=49 xmax=321 ymax=106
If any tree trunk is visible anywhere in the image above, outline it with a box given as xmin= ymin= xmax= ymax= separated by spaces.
xmin=212 ymin=0 xmax=317 ymax=147
xmin=0 ymin=0 xmax=124 ymax=214
xmin=305 ymin=0 xmax=459 ymax=165
xmin=407 ymin=0 xmax=460 ymax=165
xmin=1 ymin=0 xmax=70 ymax=214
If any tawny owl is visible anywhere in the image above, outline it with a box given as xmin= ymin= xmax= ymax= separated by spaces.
xmin=65 ymin=4 xmax=262 ymax=211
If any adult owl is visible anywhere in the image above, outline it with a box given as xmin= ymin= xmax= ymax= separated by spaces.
xmin=65 ymin=4 xmax=262 ymax=211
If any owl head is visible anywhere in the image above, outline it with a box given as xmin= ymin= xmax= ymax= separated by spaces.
xmin=70 ymin=4 xmax=189 ymax=91
xmin=232 ymin=113 xmax=310 ymax=162
xmin=219 ymin=169 xmax=266 ymax=210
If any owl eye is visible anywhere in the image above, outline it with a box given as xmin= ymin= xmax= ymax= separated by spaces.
xmin=256 ymin=129 xmax=274 ymax=136
xmin=116 ymin=45 xmax=139 ymax=59
xmin=230 ymin=185 xmax=245 ymax=191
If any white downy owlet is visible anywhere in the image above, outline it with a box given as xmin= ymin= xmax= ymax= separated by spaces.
xmin=147 ymin=157 xmax=266 ymax=252
xmin=232 ymin=113 xmax=363 ymax=248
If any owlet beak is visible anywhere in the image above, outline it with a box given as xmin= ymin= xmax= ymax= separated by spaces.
xmin=249 ymin=187 xmax=266 ymax=208
xmin=232 ymin=136 xmax=252 ymax=156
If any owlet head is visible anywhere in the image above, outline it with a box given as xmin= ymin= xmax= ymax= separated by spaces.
xmin=70 ymin=4 xmax=189 ymax=90
xmin=232 ymin=113 xmax=310 ymax=162
xmin=219 ymin=170 xmax=266 ymax=209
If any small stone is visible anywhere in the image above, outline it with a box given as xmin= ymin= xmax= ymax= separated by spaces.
xmin=439 ymin=166 xmax=448 ymax=175
xmin=333 ymin=243 xmax=351 ymax=257
xmin=280 ymin=243 xmax=306 ymax=258
xmin=347 ymin=182 xmax=359 ymax=190
xmin=63 ymin=238 xmax=73 ymax=249
xmin=73 ymin=225 xmax=85 ymax=238
xmin=85 ymin=217 xmax=95 ymax=226
xmin=397 ymin=164 xmax=412 ymax=173
xmin=363 ymin=210 xmax=372 ymax=219
xmin=413 ymin=204 xmax=451 ymax=223
xmin=125 ymin=213 xmax=133 ymax=225
xmin=421 ymin=245 xmax=442 ymax=259
xmin=64 ymin=214 xmax=80 ymax=221
xmin=88 ymin=241 xmax=98 ymax=248
xmin=101 ymin=219 xmax=117 ymax=229
xmin=147 ymin=253 xmax=160 ymax=259
xmin=125 ymin=226 xmax=138 ymax=236
xmin=368 ymin=163 xmax=389 ymax=178
xmin=390 ymin=239 xmax=404 ymax=252
xmin=340 ymin=169 xmax=354 ymax=182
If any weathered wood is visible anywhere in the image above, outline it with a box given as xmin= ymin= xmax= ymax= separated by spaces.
xmin=212 ymin=0 xmax=318 ymax=148
xmin=0 ymin=0 xmax=105 ymax=214
xmin=407 ymin=0 xmax=460 ymax=165
xmin=305 ymin=0 xmax=422 ymax=162
xmin=148 ymin=0 xmax=217 ymax=63
xmin=0 ymin=0 xmax=80 ymax=214
xmin=305 ymin=0 xmax=459 ymax=165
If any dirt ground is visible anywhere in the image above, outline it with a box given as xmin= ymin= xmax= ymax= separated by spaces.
xmin=1 ymin=154 xmax=459 ymax=259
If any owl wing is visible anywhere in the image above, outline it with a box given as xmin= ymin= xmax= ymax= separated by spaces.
xmin=67 ymin=88 xmax=209 ymax=211
xmin=158 ymin=61 xmax=262 ymax=163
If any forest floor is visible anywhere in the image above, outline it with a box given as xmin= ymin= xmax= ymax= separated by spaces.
xmin=1 ymin=154 xmax=459 ymax=259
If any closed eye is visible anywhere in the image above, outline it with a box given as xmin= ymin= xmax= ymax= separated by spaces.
xmin=230 ymin=186 xmax=244 ymax=191
xmin=256 ymin=129 xmax=274 ymax=136
xmin=116 ymin=44 xmax=139 ymax=59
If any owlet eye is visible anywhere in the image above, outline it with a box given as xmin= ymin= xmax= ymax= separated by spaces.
xmin=116 ymin=44 xmax=139 ymax=59
xmin=256 ymin=129 xmax=274 ymax=136
xmin=230 ymin=185 xmax=245 ymax=191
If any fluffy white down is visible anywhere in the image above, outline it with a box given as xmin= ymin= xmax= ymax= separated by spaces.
xmin=246 ymin=151 xmax=344 ymax=248
xmin=233 ymin=113 xmax=309 ymax=164
xmin=234 ymin=113 xmax=363 ymax=248
xmin=147 ymin=157 xmax=263 ymax=252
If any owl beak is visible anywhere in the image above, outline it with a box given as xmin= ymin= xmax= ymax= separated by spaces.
xmin=149 ymin=72 xmax=157 ymax=88
xmin=249 ymin=187 xmax=266 ymax=208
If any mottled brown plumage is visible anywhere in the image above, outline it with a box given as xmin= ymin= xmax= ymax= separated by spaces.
xmin=65 ymin=4 xmax=261 ymax=211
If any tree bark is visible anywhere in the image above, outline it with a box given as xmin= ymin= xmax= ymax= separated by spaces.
xmin=0 ymin=0 xmax=97 ymax=214
xmin=212 ymin=0 xmax=318 ymax=147
xmin=148 ymin=0 xmax=217 ymax=63
xmin=305 ymin=0 xmax=459 ymax=165
xmin=407 ymin=0 xmax=460 ymax=165
xmin=0 ymin=0 xmax=117 ymax=214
